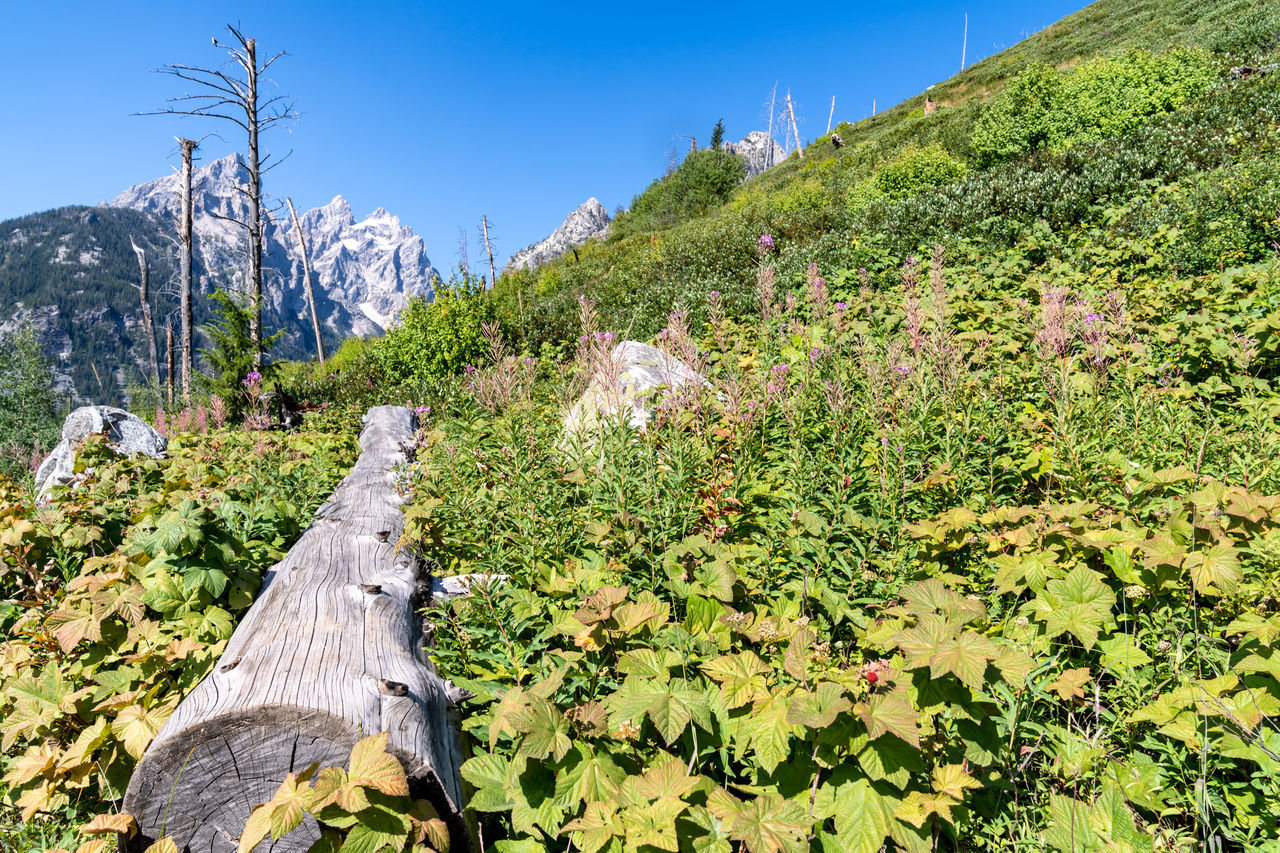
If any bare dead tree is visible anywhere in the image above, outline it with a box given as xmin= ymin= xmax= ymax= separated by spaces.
xmin=128 ymin=237 xmax=160 ymax=388
xmin=177 ymin=138 xmax=197 ymax=402
xmin=786 ymin=90 xmax=804 ymax=159
xmin=480 ymin=215 xmax=497 ymax=287
xmin=165 ymin=321 xmax=175 ymax=408
xmin=456 ymin=226 xmax=471 ymax=277
xmin=827 ymin=96 xmax=836 ymax=134
xmin=286 ymin=197 xmax=325 ymax=364
xmin=144 ymin=26 xmax=298 ymax=373
xmin=762 ymin=82 xmax=780 ymax=167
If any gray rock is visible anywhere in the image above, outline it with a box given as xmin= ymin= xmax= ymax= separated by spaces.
xmin=430 ymin=573 xmax=509 ymax=602
xmin=564 ymin=341 xmax=709 ymax=438
xmin=35 ymin=406 xmax=167 ymax=495
xmin=723 ymin=131 xmax=788 ymax=178
xmin=504 ymin=198 xmax=611 ymax=274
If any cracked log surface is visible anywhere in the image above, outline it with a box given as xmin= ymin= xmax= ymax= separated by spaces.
xmin=123 ymin=406 xmax=466 ymax=853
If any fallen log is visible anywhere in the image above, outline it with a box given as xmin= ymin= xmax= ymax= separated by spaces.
xmin=123 ymin=406 xmax=467 ymax=852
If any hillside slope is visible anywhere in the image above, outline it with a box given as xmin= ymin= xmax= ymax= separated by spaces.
xmin=492 ymin=0 xmax=1280 ymax=350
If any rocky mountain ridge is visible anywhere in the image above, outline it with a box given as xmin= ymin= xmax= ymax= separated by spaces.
xmin=109 ymin=153 xmax=438 ymax=336
xmin=504 ymin=198 xmax=611 ymax=274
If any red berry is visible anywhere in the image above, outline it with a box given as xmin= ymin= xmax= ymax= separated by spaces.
xmin=865 ymin=671 xmax=879 ymax=684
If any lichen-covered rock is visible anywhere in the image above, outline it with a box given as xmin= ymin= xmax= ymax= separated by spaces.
xmin=35 ymin=406 xmax=167 ymax=495
xmin=564 ymin=341 xmax=708 ymax=439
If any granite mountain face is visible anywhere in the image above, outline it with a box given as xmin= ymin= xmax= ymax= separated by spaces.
xmin=109 ymin=153 xmax=439 ymax=335
xmin=504 ymin=197 xmax=612 ymax=274
xmin=0 ymin=155 xmax=438 ymax=405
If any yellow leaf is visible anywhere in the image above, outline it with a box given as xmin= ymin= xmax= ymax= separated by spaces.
xmin=931 ymin=764 xmax=982 ymax=800
xmin=1048 ymin=667 xmax=1092 ymax=701
xmin=75 ymin=841 xmax=112 ymax=853
xmin=347 ymin=732 xmax=408 ymax=796
xmin=4 ymin=741 xmax=59 ymax=786
xmin=114 ymin=705 xmax=167 ymax=759
xmin=144 ymin=837 xmax=179 ymax=853
xmin=237 ymin=803 xmax=273 ymax=853
xmin=81 ymin=812 xmax=138 ymax=837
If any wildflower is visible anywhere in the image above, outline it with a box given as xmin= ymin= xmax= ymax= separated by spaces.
xmin=895 ymin=365 xmax=910 ymax=376
xmin=1084 ymin=313 xmax=1102 ymax=325
xmin=758 ymin=233 xmax=774 ymax=249
xmin=241 ymin=371 xmax=262 ymax=386
xmin=1123 ymin=584 xmax=1146 ymax=599
xmin=414 ymin=405 xmax=431 ymax=417
xmin=615 ymin=720 xmax=641 ymax=740
xmin=809 ymin=348 xmax=821 ymax=362
xmin=756 ymin=621 xmax=779 ymax=641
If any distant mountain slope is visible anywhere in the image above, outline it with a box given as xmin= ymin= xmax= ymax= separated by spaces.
xmin=0 ymin=156 xmax=439 ymax=405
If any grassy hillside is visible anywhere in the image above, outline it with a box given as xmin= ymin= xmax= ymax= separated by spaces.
xmin=489 ymin=0 xmax=1280 ymax=353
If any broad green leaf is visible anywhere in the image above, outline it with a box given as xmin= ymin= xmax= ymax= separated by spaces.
xmin=928 ymin=631 xmax=997 ymax=690
xmin=1185 ymin=543 xmax=1242 ymax=596
xmin=702 ymin=651 xmax=770 ymax=709
xmin=1033 ymin=567 xmax=1115 ymax=649
xmin=512 ymin=695 xmax=572 ymax=761
xmin=621 ymin=796 xmax=687 ymax=852
xmin=726 ymin=793 xmax=810 ymax=853
xmin=45 ymin=606 xmax=103 ymax=653
xmin=347 ymin=733 xmax=409 ymax=796
xmin=856 ymin=688 xmax=920 ymax=748
xmin=1097 ymin=635 xmax=1152 ymax=671
xmin=562 ymin=801 xmax=622 ymax=853
xmin=830 ymin=778 xmax=894 ymax=853
xmin=787 ymin=682 xmax=851 ymax=729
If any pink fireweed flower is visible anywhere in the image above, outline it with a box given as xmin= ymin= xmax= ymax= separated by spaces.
xmin=758 ymin=233 xmax=774 ymax=249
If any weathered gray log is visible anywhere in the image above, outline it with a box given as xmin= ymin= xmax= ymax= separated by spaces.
xmin=123 ymin=406 xmax=466 ymax=853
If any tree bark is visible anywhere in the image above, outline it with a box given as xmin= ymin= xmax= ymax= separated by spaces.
xmin=287 ymin=197 xmax=325 ymax=365
xmin=178 ymin=138 xmax=197 ymax=403
xmin=129 ymin=237 xmax=160 ymax=388
xmin=122 ymin=407 xmax=468 ymax=853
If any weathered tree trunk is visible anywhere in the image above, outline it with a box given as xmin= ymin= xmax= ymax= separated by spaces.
xmin=286 ymin=197 xmax=325 ymax=365
xmin=787 ymin=91 xmax=804 ymax=159
xmin=481 ymin=214 xmax=496 ymax=288
xmin=123 ymin=407 xmax=467 ymax=853
xmin=178 ymin=138 xmax=197 ymax=403
xmin=165 ymin=322 xmax=175 ymax=408
xmin=244 ymin=37 xmax=265 ymax=373
xmin=129 ymin=237 xmax=160 ymax=388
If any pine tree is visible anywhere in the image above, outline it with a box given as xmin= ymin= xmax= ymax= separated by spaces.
xmin=711 ymin=118 xmax=726 ymax=150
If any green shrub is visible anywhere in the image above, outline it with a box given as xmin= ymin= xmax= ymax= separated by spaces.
xmin=971 ymin=49 xmax=1218 ymax=165
xmin=872 ymin=143 xmax=969 ymax=200
xmin=375 ymin=273 xmax=493 ymax=385
xmin=0 ymin=325 xmax=61 ymax=482
xmin=615 ymin=149 xmax=748 ymax=236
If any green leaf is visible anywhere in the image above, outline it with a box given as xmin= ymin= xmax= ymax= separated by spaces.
xmin=855 ymin=689 xmax=920 ymax=748
xmin=726 ymin=794 xmax=810 ymax=853
xmin=830 ymin=779 xmax=894 ymax=853
xmin=928 ymin=631 xmax=997 ymax=690
xmin=512 ymin=696 xmax=572 ymax=761
xmin=1185 ymin=543 xmax=1242 ymax=596
xmin=702 ymin=651 xmax=770 ymax=709
xmin=787 ymin=682 xmax=851 ymax=729
xmin=1033 ymin=567 xmax=1116 ymax=649
xmin=1097 ymin=634 xmax=1152 ymax=671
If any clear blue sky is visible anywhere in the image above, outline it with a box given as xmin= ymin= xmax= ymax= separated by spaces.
xmin=0 ymin=1 xmax=1082 ymax=270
